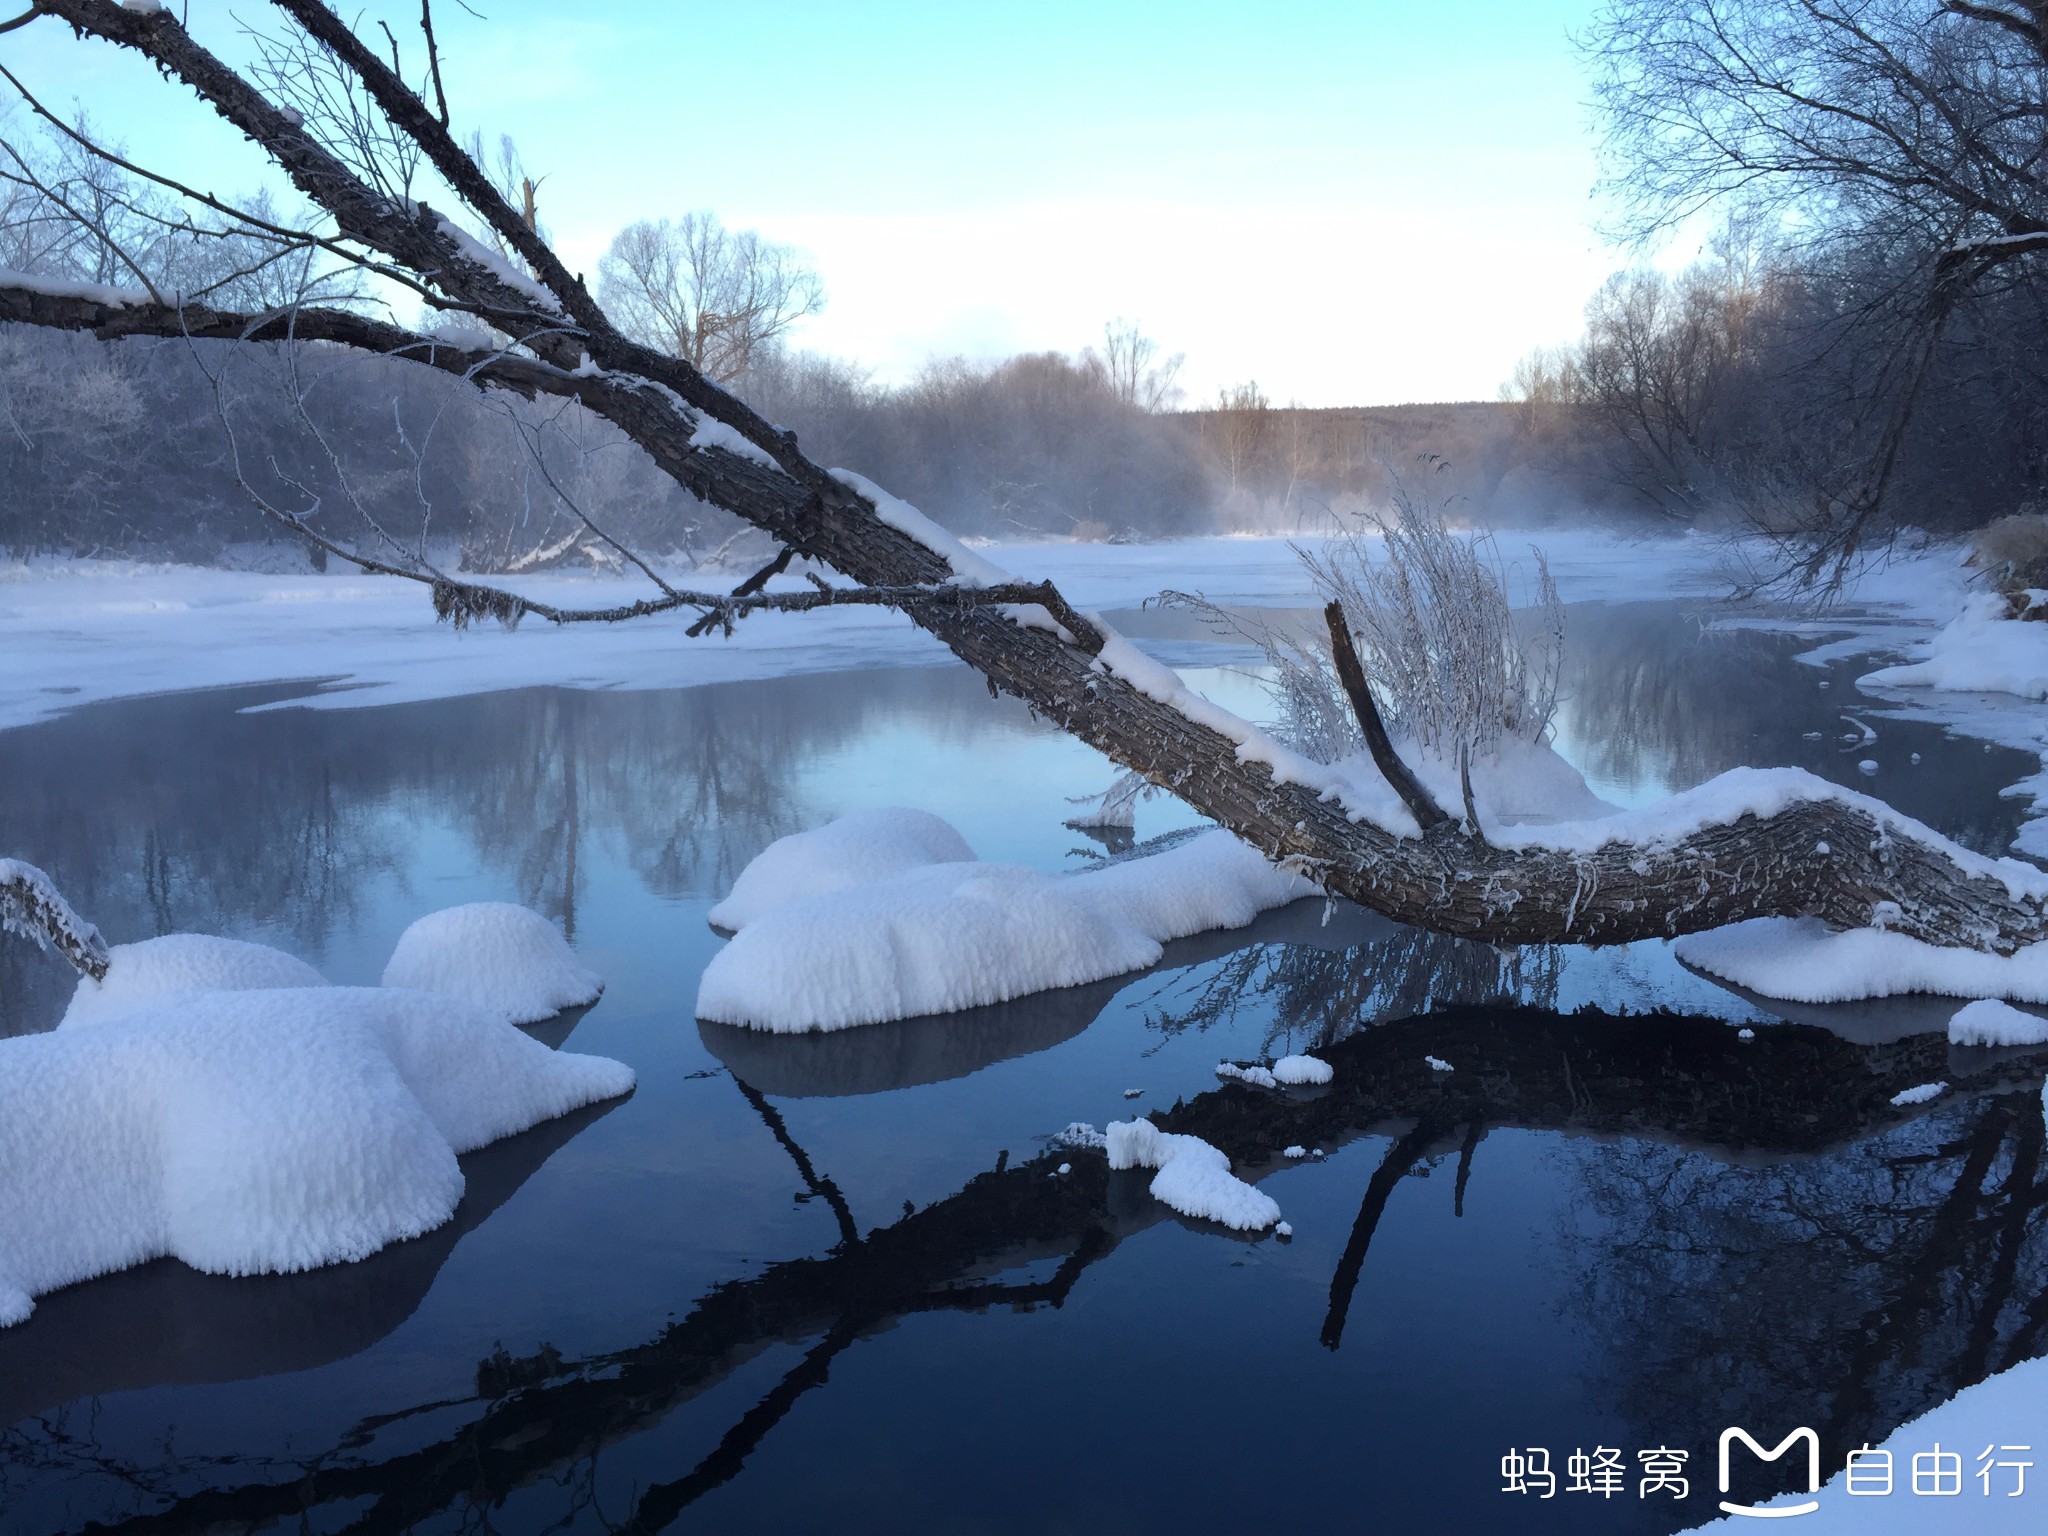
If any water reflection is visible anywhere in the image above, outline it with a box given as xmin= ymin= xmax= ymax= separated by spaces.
xmin=1137 ymin=921 xmax=1563 ymax=1056
xmin=0 ymin=667 xmax=1049 ymax=1035
xmin=1553 ymin=603 xmax=2037 ymax=856
xmin=4 ymin=602 xmax=2046 ymax=1533
xmin=7 ymin=1009 xmax=2042 ymax=1535
xmin=1567 ymin=1091 xmax=2048 ymax=1509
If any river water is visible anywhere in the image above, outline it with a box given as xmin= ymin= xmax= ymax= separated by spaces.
xmin=1 ymin=600 xmax=2043 ymax=1534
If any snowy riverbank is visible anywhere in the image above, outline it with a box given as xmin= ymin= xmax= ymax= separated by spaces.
xmin=0 ymin=529 xmax=1757 ymax=728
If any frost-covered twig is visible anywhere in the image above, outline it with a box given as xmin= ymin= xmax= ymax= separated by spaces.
xmin=0 ymin=858 xmax=108 ymax=980
xmin=1064 ymin=768 xmax=1151 ymax=831
xmin=1298 ymin=476 xmax=1564 ymax=758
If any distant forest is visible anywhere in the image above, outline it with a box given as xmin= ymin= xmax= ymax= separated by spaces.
xmin=0 ymin=315 xmax=1795 ymax=569
xmin=4 ymin=302 xmax=2037 ymax=570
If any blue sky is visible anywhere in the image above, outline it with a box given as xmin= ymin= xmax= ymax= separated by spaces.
xmin=4 ymin=1 xmax=1640 ymax=405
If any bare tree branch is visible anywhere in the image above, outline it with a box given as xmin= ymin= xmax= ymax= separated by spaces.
xmin=1323 ymin=600 xmax=1451 ymax=832
xmin=0 ymin=859 xmax=109 ymax=980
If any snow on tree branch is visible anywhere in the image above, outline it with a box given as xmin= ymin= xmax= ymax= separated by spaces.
xmin=0 ymin=859 xmax=109 ymax=980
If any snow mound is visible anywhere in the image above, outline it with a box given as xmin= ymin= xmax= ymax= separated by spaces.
xmin=1052 ymin=1122 xmax=1108 ymax=1151
xmin=382 ymin=903 xmax=602 ymax=1025
xmin=697 ymin=816 xmax=1314 ymax=1032
xmin=0 ymin=986 xmax=633 ymax=1326
xmin=1891 ymin=1081 xmax=1946 ymax=1107
xmin=1217 ymin=1054 xmax=1333 ymax=1089
xmin=1217 ymin=1061 xmax=1278 ymax=1088
xmin=1674 ymin=916 xmax=2048 ymax=1004
xmin=708 ymin=808 xmax=975 ymax=931
xmin=1272 ymin=1054 xmax=1332 ymax=1085
xmin=1861 ymin=592 xmax=2048 ymax=701
xmin=1106 ymin=1118 xmax=1280 ymax=1232
xmin=1948 ymin=998 xmax=2048 ymax=1047
xmin=62 ymin=934 xmax=328 ymax=1028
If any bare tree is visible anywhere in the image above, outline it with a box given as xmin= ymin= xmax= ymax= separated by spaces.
xmin=1092 ymin=316 xmax=1184 ymax=411
xmin=1212 ymin=379 xmax=1270 ymax=492
xmin=1588 ymin=0 xmax=2048 ymax=578
xmin=597 ymin=212 xmax=824 ymax=383
xmin=0 ymin=0 xmax=2042 ymax=964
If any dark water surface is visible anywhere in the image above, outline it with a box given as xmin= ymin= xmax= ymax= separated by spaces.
xmin=2 ymin=603 xmax=2045 ymax=1535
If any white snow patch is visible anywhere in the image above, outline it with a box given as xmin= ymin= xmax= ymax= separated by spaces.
xmin=1217 ymin=1061 xmax=1278 ymax=1088
xmin=429 ymin=214 xmax=564 ymax=316
xmin=1675 ymin=916 xmax=2048 ymax=1004
xmin=426 ymin=317 xmax=498 ymax=352
xmin=696 ymin=815 xmax=1313 ymax=1032
xmin=1053 ymin=1122 xmax=1107 ymax=1151
xmin=381 ymin=903 xmax=602 ymax=1026
xmin=707 ymin=808 xmax=974 ymax=931
xmin=1498 ymin=767 xmax=2048 ymax=907
xmin=1283 ymin=1145 xmax=1308 ymax=1159
xmin=0 ymin=533 xmax=1799 ymax=730
xmin=829 ymin=469 xmax=1012 ymax=588
xmin=1425 ymin=1055 xmax=1454 ymax=1073
xmin=1271 ymin=1054 xmax=1332 ymax=1085
xmin=1948 ymin=997 xmax=2048 ymax=1047
xmin=1105 ymin=1119 xmax=1280 ymax=1232
xmin=62 ymin=934 xmax=327 ymax=1029
xmin=1891 ymin=1081 xmax=1947 ymax=1107
xmin=1862 ymin=593 xmax=2048 ymax=701
xmin=0 ymin=267 xmax=155 ymax=308
xmin=0 ymin=986 xmax=632 ymax=1325
xmin=689 ymin=413 xmax=779 ymax=469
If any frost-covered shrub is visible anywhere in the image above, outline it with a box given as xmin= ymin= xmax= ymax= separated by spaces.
xmin=1301 ymin=482 xmax=1564 ymax=756
xmin=1167 ymin=481 xmax=1564 ymax=768
xmin=1971 ymin=511 xmax=2048 ymax=617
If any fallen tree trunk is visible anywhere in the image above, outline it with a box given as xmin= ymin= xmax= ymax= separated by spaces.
xmin=5 ymin=0 xmax=2045 ymax=956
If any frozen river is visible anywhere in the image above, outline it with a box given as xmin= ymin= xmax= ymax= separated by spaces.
xmin=3 ymin=545 xmax=2046 ymax=1533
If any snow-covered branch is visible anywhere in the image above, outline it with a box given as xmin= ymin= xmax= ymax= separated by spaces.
xmin=0 ymin=859 xmax=108 ymax=980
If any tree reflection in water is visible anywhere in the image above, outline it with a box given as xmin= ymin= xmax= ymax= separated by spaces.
xmin=1137 ymin=918 xmax=1562 ymax=1056
xmin=8 ymin=1001 xmax=2044 ymax=1536
xmin=0 ymin=668 xmax=1011 ymax=1035
xmin=6 ymin=608 xmax=2048 ymax=1530
xmin=1566 ymin=1089 xmax=2048 ymax=1481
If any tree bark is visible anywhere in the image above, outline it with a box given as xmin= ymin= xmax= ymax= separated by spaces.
xmin=5 ymin=0 xmax=2045 ymax=957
